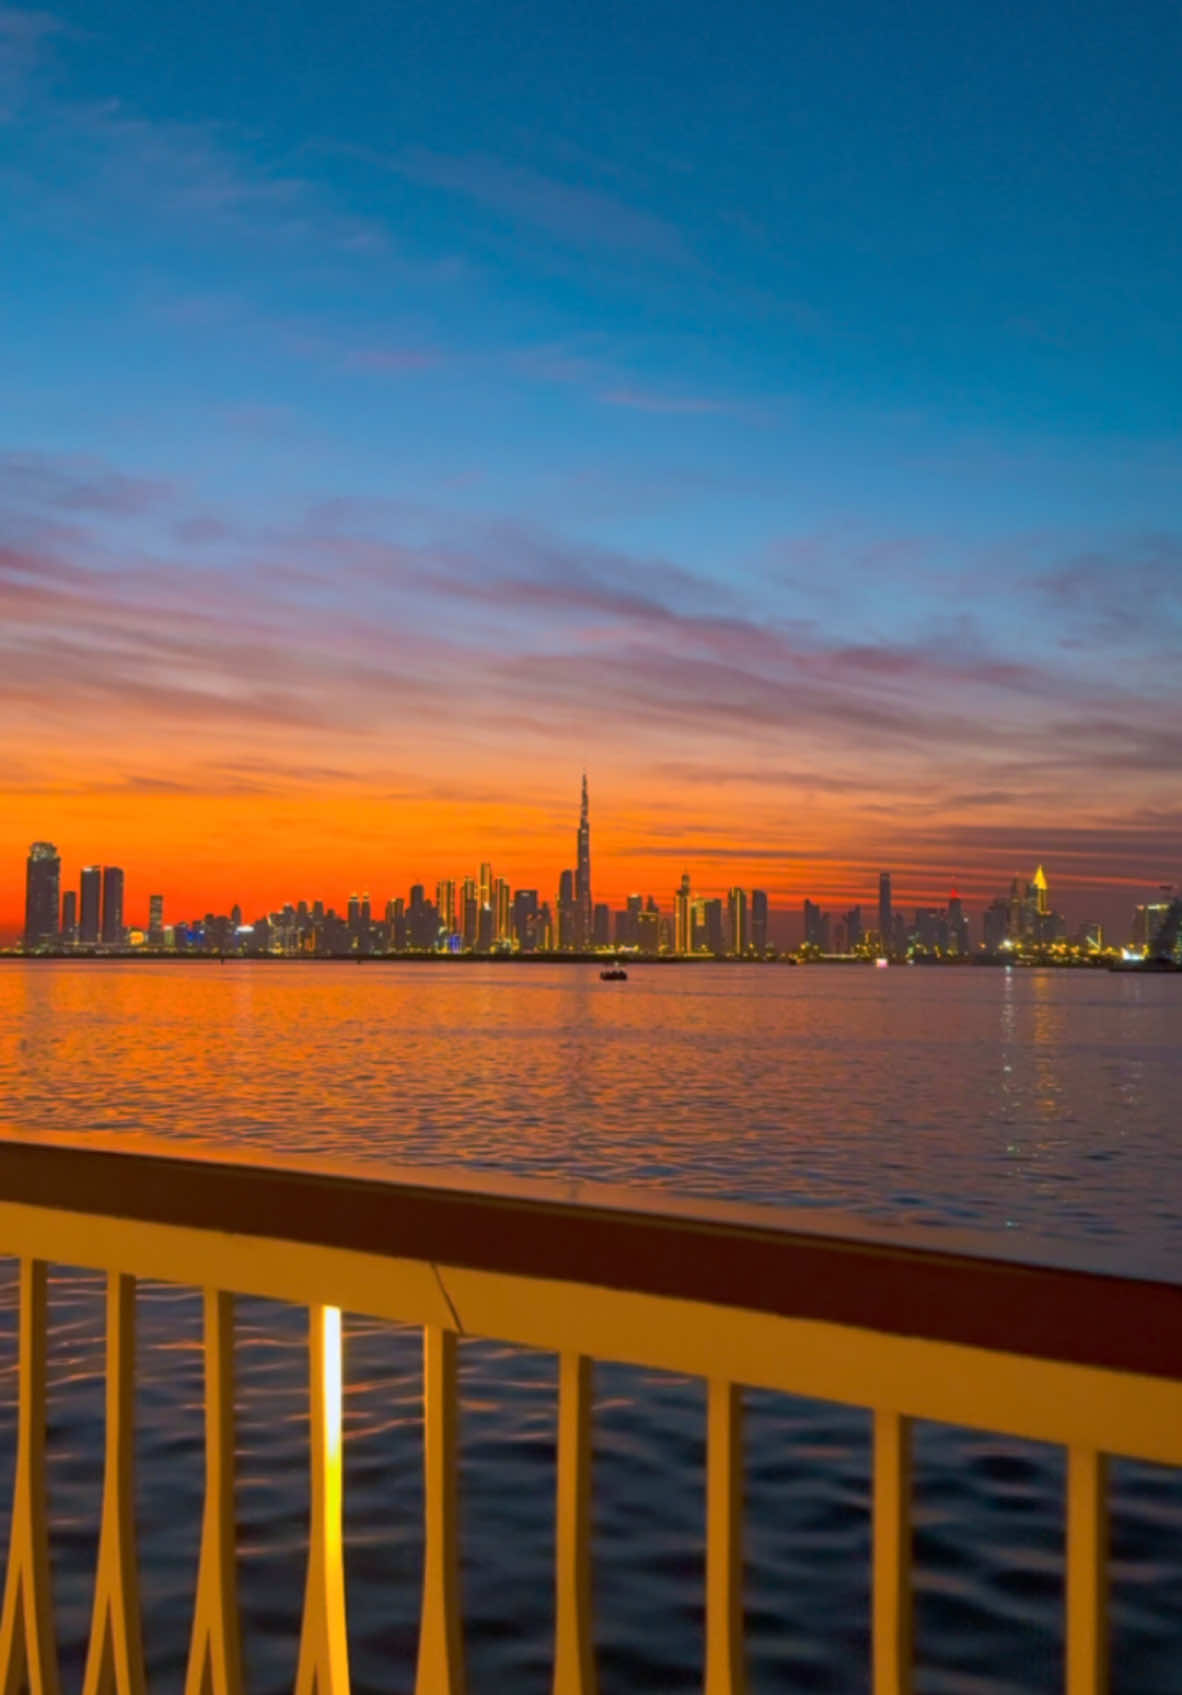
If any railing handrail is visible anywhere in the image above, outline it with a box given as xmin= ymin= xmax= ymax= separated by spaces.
xmin=0 ymin=1134 xmax=1178 ymax=1382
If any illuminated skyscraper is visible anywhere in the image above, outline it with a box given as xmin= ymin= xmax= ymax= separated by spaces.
xmin=674 ymin=873 xmax=692 ymax=954
xmin=101 ymin=866 xmax=124 ymax=946
xmin=494 ymin=877 xmax=511 ymax=944
xmin=727 ymin=886 xmax=748 ymax=955
xmin=877 ymin=872 xmax=892 ymax=951
xmin=575 ymin=773 xmax=592 ymax=949
xmin=1032 ymin=865 xmax=1049 ymax=917
xmin=80 ymin=865 xmax=101 ymax=944
xmin=462 ymin=878 xmax=478 ymax=948
xmin=24 ymin=842 xmax=60 ymax=951
xmin=435 ymin=880 xmax=457 ymax=936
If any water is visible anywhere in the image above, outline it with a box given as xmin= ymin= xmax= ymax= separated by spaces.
xmin=0 ymin=961 xmax=1179 ymax=1693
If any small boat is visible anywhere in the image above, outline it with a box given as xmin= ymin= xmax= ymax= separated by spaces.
xmin=600 ymin=964 xmax=628 ymax=981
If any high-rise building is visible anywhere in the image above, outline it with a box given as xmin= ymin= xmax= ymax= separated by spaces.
xmin=673 ymin=873 xmax=692 ymax=955
xmin=636 ymin=907 xmax=661 ymax=953
xmin=575 ymin=773 xmax=592 ymax=950
xmin=751 ymin=889 xmax=768 ymax=954
xmin=61 ymin=889 xmax=78 ymax=944
xmin=727 ymin=886 xmax=748 ymax=955
xmin=844 ymin=905 xmax=863 ymax=953
xmin=593 ymin=902 xmax=611 ymax=948
xmin=983 ymin=898 xmax=1010 ymax=953
xmin=615 ymin=893 xmax=642 ymax=949
xmin=101 ymin=866 xmax=124 ymax=946
xmin=512 ymin=889 xmax=539 ymax=951
xmin=877 ymin=872 xmax=892 ymax=952
xmin=148 ymin=894 xmax=164 ymax=946
xmin=947 ymin=892 xmax=968 ymax=956
xmin=461 ymin=878 xmax=478 ymax=949
xmin=24 ymin=842 xmax=60 ymax=951
xmin=80 ymin=865 xmax=101 ymax=944
xmin=803 ymin=899 xmax=829 ymax=952
xmin=494 ymin=878 xmax=511 ymax=944
xmin=436 ymin=880 xmax=457 ymax=937
xmin=557 ymin=868 xmax=576 ymax=950
xmin=704 ymin=898 xmax=726 ymax=955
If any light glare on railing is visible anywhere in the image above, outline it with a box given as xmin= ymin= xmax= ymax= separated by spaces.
xmin=323 ymin=1305 xmax=342 ymax=1466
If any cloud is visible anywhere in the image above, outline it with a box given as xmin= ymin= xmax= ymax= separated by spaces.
xmin=0 ymin=450 xmax=175 ymax=516
xmin=599 ymin=386 xmax=730 ymax=415
xmin=398 ymin=148 xmax=689 ymax=263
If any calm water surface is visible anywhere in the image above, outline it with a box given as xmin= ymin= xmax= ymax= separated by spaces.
xmin=0 ymin=962 xmax=1179 ymax=1693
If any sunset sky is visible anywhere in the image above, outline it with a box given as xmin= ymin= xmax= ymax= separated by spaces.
xmin=3 ymin=1 xmax=1181 ymax=937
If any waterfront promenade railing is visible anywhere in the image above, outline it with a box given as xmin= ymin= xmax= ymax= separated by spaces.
xmin=0 ymin=1138 xmax=1178 ymax=1695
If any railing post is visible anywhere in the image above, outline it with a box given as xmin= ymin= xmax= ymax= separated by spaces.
xmin=553 ymin=1353 xmax=596 ymax=1695
xmin=294 ymin=1305 xmax=350 ymax=1695
xmin=415 ymin=1325 xmax=465 ymax=1695
xmin=705 ymin=1380 xmax=745 ymax=1695
xmin=0 ymin=1259 xmax=61 ymax=1695
xmin=81 ymin=1273 xmax=147 ymax=1695
xmin=873 ymin=1409 xmax=912 ymax=1695
xmin=184 ymin=1291 xmax=244 ymax=1695
xmin=1066 ymin=1446 xmax=1108 ymax=1695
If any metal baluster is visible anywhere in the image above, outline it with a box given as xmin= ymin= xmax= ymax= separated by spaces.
xmin=294 ymin=1306 xmax=350 ymax=1695
xmin=81 ymin=1274 xmax=147 ymax=1695
xmin=705 ymin=1380 xmax=745 ymax=1695
xmin=415 ymin=1325 xmax=465 ymax=1695
xmin=873 ymin=1409 xmax=913 ymax=1695
xmin=0 ymin=1259 xmax=60 ymax=1695
xmin=184 ymin=1292 xmax=244 ymax=1695
xmin=553 ymin=1354 xmax=596 ymax=1695
xmin=1066 ymin=1446 xmax=1108 ymax=1695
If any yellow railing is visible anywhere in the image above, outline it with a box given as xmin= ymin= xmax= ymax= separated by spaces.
xmin=0 ymin=1135 xmax=1179 ymax=1695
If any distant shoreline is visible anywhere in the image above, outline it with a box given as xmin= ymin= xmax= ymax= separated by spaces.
xmin=0 ymin=950 xmax=1115 ymax=969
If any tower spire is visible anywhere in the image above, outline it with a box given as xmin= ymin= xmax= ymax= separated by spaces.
xmin=575 ymin=772 xmax=592 ymax=948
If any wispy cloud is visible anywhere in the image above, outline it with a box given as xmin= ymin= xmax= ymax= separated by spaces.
xmin=0 ymin=450 xmax=175 ymax=516
xmin=599 ymin=386 xmax=730 ymax=415
xmin=398 ymin=147 xmax=689 ymax=263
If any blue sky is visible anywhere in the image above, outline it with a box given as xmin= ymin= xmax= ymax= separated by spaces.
xmin=2 ymin=0 xmax=1181 ymax=927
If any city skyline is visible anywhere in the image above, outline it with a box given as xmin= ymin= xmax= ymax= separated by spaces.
xmin=2 ymin=3 xmax=1181 ymax=946
xmin=12 ymin=778 xmax=1175 ymax=955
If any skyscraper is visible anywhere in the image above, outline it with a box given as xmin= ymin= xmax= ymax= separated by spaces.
xmin=80 ymin=865 xmax=101 ymax=944
xmin=751 ymin=889 xmax=769 ymax=954
xmin=727 ymin=886 xmax=748 ymax=955
xmin=62 ymin=889 xmax=78 ymax=944
xmin=877 ymin=872 xmax=892 ymax=953
xmin=575 ymin=773 xmax=592 ymax=950
xmin=557 ymin=868 xmax=575 ymax=950
xmin=512 ymin=888 xmax=539 ymax=951
xmin=101 ymin=866 xmax=125 ymax=946
xmin=674 ymin=873 xmax=692 ymax=954
xmin=148 ymin=894 xmax=164 ymax=946
xmin=435 ymin=879 xmax=457 ymax=936
xmin=24 ymin=842 xmax=60 ymax=951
